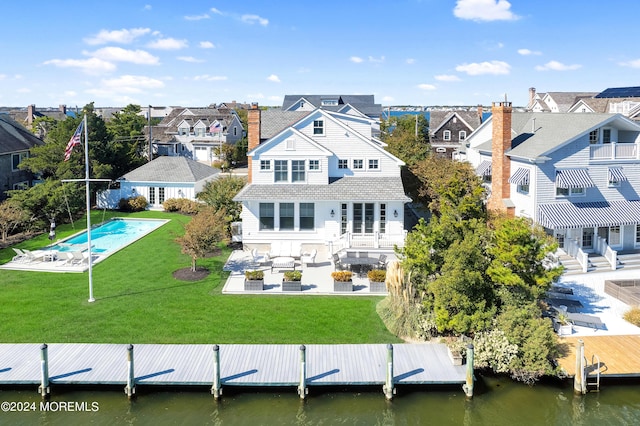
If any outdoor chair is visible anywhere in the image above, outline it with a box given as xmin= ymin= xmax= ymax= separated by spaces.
xmin=333 ymin=253 xmax=346 ymax=271
xmin=71 ymin=251 xmax=89 ymax=266
xmin=57 ymin=252 xmax=75 ymax=266
xmin=12 ymin=248 xmax=28 ymax=262
xmin=251 ymin=248 xmax=270 ymax=266
xmin=378 ymin=254 xmax=388 ymax=269
xmin=22 ymin=249 xmax=46 ymax=263
xmin=300 ymin=249 xmax=317 ymax=266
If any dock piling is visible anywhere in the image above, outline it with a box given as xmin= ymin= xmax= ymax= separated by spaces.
xmin=125 ymin=344 xmax=136 ymax=399
xmin=38 ymin=343 xmax=50 ymax=399
xmin=463 ymin=344 xmax=474 ymax=398
xmin=211 ymin=344 xmax=222 ymax=399
xmin=574 ymin=339 xmax=586 ymax=395
xmin=383 ymin=344 xmax=394 ymax=400
xmin=297 ymin=345 xmax=307 ymax=399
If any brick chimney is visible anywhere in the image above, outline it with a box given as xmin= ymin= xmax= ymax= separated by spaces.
xmin=528 ymin=87 xmax=536 ymax=110
xmin=247 ymin=103 xmax=261 ymax=183
xmin=477 ymin=104 xmax=483 ymax=124
xmin=488 ymin=101 xmax=515 ymax=216
xmin=27 ymin=104 xmax=35 ymax=125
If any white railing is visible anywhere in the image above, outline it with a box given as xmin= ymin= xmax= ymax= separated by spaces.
xmin=594 ymin=236 xmax=618 ymax=270
xmin=566 ymin=239 xmax=589 ymax=273
xmin=590 ymin=142 xmax=638 ymax=160
xmin=334 ymin=231 xmax=406 ymax=253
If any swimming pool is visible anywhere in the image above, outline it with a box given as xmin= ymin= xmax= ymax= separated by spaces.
xmin=49 ymin=218 xmax=169 ymax=255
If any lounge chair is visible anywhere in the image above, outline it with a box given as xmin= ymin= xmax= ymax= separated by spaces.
xmin=12 ymin=248 xmax=28 ymax=262
xmin=71 ymin=251 xmax=89 ymax=265
xmin=57 ymin=252 xmax=75 ymax=266
xmin=300 ymin=249 xmax=317 ymax=266
xmin=22 ymin=249 xmax=46 ymax=263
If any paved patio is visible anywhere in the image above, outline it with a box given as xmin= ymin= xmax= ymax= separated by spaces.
xmin=222 ymin=249 xmax=393 ymax=296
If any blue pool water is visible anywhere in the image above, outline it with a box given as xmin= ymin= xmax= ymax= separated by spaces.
xmin=48 ymin=218 xmax=168 ymax=255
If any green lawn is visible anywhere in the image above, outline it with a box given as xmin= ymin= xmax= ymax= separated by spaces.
xmin=0 ymin=211 xmax=400 ymax=345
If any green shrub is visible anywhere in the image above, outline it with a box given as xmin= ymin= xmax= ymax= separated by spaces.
xmin=283 ymin=270 xmax=302 ymax=281
xmin=245 ymin=270 xmax=264 ymax=280
xmin=331 ymin=271 xmax=353 ymax=282
xmin=163 ymin=198 xmax=201 ymax=214
xmin=623 ymin=306 xmax=640 ymax=326
xmin=367 ymin=269 xmax=386 ymax=282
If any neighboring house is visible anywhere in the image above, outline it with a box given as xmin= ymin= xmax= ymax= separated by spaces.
xmin=0 ymin=114 xmax=44 ymax=201
xmin=149 ymin=107 xmax=245 ymax=165
xmin=527 ymin=88 xmax=597 ymax=113
xmin=233 ymin=103 xmax=410 ymax=254
xmin=97 ymin=156 xmax=220 ymax=210
xmin=466 ymin=102 xmax=640 ymax=268
xmin=8 ymin=104 xmax=75 ymax=139
xmin=429 ymin=107 xmax=484 ymax=159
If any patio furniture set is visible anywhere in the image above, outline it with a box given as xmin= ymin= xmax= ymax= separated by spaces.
xmin=333 ymin=252 xmax=387 ymax=277
xmin=545 ymin=285 xmax=604 ymax=334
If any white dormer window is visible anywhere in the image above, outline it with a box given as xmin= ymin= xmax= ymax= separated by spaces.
xmin=178 ymin=126 xmax=189 ymax=136
xmin=313 ymin=120 xmax=324 ymax=135
xmin=300 ymin=101 xmax=304 ymax=108
xmin=321 ymin=99 xmax=338 ymax=106
xmin=459 ymin=130 xmax=467 ymax=141
xmin=443 ymin=130 xmax=451 ymax=141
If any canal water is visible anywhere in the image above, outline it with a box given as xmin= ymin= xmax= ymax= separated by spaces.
xmin=1 ymin=375 xmax=639 ymax=425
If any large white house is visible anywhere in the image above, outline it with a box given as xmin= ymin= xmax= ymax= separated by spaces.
xmin=233 ymin=103 xmax=410 ymax=255
xmin=466 ymin=101 xmax=640 ymax=270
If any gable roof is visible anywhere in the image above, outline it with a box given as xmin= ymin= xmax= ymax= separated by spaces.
xmin=260 ymin=110 xmax=311 ymax=140
xmin=595 ymin=86 xmax=640 ymax=98
xmin=474 ymin=112 xmax=640 ymax=161
xmin=282 ymin=95 xmax=381 ymax=118
xmin=429 ymin=110 xmax=482 ymax=134
xmin=0 ymin=114 xmax=44 ymax=155
xmin=119 ymin=156 xmax=219 ymax=183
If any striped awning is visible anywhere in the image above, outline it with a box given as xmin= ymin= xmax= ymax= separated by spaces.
xmin=476 ymin=160 xmax=492 ymax=177
xmin=608 ymin=167 xmax=627 ymax=182
xmin=508 ymin=168 xmax=530 ymax=185
xmin=537 ymin=200 xmax=640 ymax=229
xmin=555 ymin=169 xmax=595 ymax=189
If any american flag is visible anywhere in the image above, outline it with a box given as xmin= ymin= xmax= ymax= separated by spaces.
xmin=64 ymin=121 xmax=83 ymax=161
xmin=210 ymin=122 xmax=221 ymax=133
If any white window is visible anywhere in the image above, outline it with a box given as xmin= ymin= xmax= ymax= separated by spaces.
xmin=259 ymin=203 xmax=274 ymax=230
xmin=602 ymin=128 xmax=611 ymax=144
xmin=353 ymin=159 xmax=363 ymax=169
xmin=12 ymin=152 xmax=28 ymax=171
xmin=308 ymin=160 xmax=319 ymax=171
xmin=338 ymin=159 xmax=348 ymax=169
xmin=517 ymin=184 xmax=529 ymax=194
xmin=589 ymin=129 xmax=598 ymax=144
xmin=299 ymin=203 xmax=315 ymax=230
xmin=368 ymin=159 xmax=379 ymax=170
xmin=313 ymin=120 xmax=324 ymax=135
xmin=321 ymin=99 xmax=338 ymax=106
xmin=443 ymin=130 xmax=451 ymax=141
xmin=459 ymin=130 xmax=467 ymax=141
xmin=233 ymin=127 xmax=237 ymax=136
xmin=291 ymin=160 xmax=305 ymax=182
xmin=260 ymin=160 xmax=271 ymax=170
xmin=195 ymin=127 xmax=206 ymax=137
xmin=274 ymin=160 xmax=288 ymax=182
xmin=178 ymin=126 xmax=189 ymax=136
xmin=556 ymin=187 xmax=585 ymax=197
xmin=636 ymin=224 xmax=640 ymax=246
xmin=12 ymin=181 xmax=29 ymax=190
xmin=609 ymin=226 xmax=621 ymax=246
xmin=285 ymin=138 xmax=295 ymax=150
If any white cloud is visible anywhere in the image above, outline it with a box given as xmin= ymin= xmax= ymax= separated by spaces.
xmin=267 ymin=74 xmax=281 ymax=83
xmin=0 ymin=74 xmax=5 ymax=80
xmin=535 ymin=60 xmax=581 ymax=71
xmin=241 ymin=14 xmax=269 ymax=26
xmin=199 ymin=41 xmax=215 ymax=49
xmin=147 ymin=38 xmax=188 ymax=50
xmin=89 ymin=75 xmax=165 ymax=95
xmin=178 ymin=56 xmax=205 ymax=63
xmin=43 ymin=57 xmax=116 ymax=75
xmin=88 ymin=47 xmax=159 ymax=65
xmin=453 ymin=0 xmax=520 ymax=22
xmin=193 ymin=75 xmax=228 ymax=81
xmin=368 ymin=56 xmax=385 ymax=64
xmin=210 ymin=8 xmax=224 ymax=15
xmin=144 ymin=5 xmax=152 ymax=11
xmin=406 ymin=58 xmax=415 ymax=65
xmin=247 ymin=93 xmax=265 ymax=99
xmin=84 ymin=28 xmax=151 ymax=45
xmin=382 ymin=95 xmax=394 ymax=102
xmin=185 ymin=14 xmax=210 ymax=21
xmin=418 ymin=84 xmax=437 ymax=90
xmin=17 ymin=88 xmax=31 ymax=93
xmin=435 ymin=74 xmax=462 ymax=82
xmin=619 ymin=59 xmax=640 ymax=68
xmin=518 ymin=48 xmax=542 ymax=56
xmin=350 ymin=56 xmax=364 ymax=63
xmin=456 ymin=60 xmax=511 ymax=75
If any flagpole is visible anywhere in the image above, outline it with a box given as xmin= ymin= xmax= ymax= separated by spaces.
xmin=82 ymin=114 xmax=95 ymax=303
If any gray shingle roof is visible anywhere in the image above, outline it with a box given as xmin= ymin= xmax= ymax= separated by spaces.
xmin=119 ymin=156 xmax=219 ymax=183
xmin=0 ymin=114 xmax=43 ymax=154
xmin=234 ymin=176 xmax=411 ymax=202
xmin=282 ymin=95 xmax=382 ymax=118
xmin=260 ymin=110 xmax=311 ymax=139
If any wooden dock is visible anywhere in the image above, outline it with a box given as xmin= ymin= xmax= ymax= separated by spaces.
xmin=556 ymin=335 xmax=640 ymax=377
xmin=0 ymin=343 xmax=467 ymax=395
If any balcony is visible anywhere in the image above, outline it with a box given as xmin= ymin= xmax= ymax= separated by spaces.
xmin=590 ymin=142 xmax=639 ymax=161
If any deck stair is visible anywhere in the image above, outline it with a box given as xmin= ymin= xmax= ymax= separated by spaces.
xmin=559 ymin=252 xmax=640 ymax=275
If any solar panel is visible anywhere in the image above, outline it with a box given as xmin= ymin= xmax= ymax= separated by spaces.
xmin=595 ymin=86 xmax=640 ymax=98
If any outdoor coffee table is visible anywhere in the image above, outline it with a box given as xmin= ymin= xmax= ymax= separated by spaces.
xmin=271 ymin=256 xmax=296 ymax=272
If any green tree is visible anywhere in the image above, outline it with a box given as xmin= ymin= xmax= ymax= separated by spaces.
xmin=175 ymin=207 xmax=229 ymax=272
xmin=0 ymin=199 xmax=29 ymax=242
xmin=196 ymin=175 xmax=246 ymax=222
xmin=382 ymin=114 xmax=430 ymax=167
xmin=105 ymin=104 xmax=148 ymax=176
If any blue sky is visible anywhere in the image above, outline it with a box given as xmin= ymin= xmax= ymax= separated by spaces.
xmin=1 ymin=0 xmax=639 ymax=108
